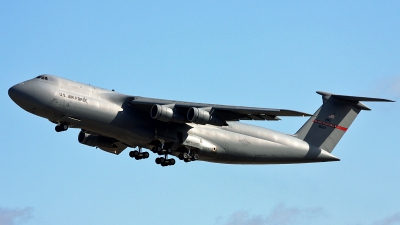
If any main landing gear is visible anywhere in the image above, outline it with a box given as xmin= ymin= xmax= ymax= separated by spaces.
xmin=151 ymin=146 xmax=173 ymax=155
xmin=151 ymin=146 xmax=175 ymax=167
xmin=55 ymin=123 xmax=68 ymax=132
xmin=129 ymin=147 xmax=149 ymax=160
xmin=155 ymin=155 xmax=175 ymax=167
xmin=178 ymin=149 xmax=199 ymax=163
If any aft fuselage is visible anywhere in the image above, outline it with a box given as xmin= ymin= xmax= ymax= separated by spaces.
xmin=8 ymin=75 xmax=339 ymax=164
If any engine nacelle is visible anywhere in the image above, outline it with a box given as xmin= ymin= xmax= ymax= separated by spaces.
xmin=187 ymin=107 xmax=210 ymax=124
xmin=78 ymin=131 xmax=116 ymax=148
xmin=187 ymin=107 xmax=225 ymax=126
xmin=150 ymin=104 xmax=185 ymax=123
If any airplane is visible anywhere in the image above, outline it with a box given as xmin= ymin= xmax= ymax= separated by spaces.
xmin=8 ymin=75 xmax=394 ymax=167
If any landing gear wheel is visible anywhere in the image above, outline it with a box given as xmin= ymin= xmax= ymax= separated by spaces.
xmin=151 ymin=142 xmax=176 ymax=166
xmin=55 ymin=124 xmax=68 ymax=132
xmin=178 ymin=148 xmax=198 ymax=163
xmin=129 ymin=147 xmax=149 ymax=161
xmin=183 ymin=152 xmax=189 ymax=159
xmin=61 ymin=124 xmax=68 ymax=131
xmin=129 ymin=150 xmax=139 ymax=158
xmin=55 ymin=126 xmax=62 ymax=132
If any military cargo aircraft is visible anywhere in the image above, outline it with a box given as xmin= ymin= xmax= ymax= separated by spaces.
xmin=8 ymin=75 xmax=394 ymax=166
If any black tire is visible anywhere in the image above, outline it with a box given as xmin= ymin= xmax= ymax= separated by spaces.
xmin=55 ymin=126 xmax=61 ymax=132
xmin=62 ymin=124 xmax=68 ymax=131
xmin=129 ymin=151 xmax=135 ymax=158
xmin=143 ymin=152 xmax=149 ymax=158
xmin=155 ymin=158 xmax=161 ymax=164
xmin=169 ymin=159 xmax=175 ymax=165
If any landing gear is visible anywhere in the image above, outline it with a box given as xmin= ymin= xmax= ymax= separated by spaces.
xmin=155 ymin=155 xmax=175 ymax=166
xmin=151 ymin=146 xmax=172 ymax=155
xmin=128 ymin=144 xmax=176 ymax=166
xmin=151 ymin=144 xmax=175 ymax=166
xmin=55 ymin=123 xmax=68 ymax=132
xmin=129 ymin=147 xmax=149 ymax=160
xmin=178 ymin=149 xmax=199 ymax=163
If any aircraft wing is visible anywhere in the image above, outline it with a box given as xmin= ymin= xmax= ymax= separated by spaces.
xmin=129 ymin=96 xmax=311 ymax=125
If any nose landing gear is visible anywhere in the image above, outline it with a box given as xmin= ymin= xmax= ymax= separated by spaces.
xmin=55 ymin=123 xmax=68 ymax=132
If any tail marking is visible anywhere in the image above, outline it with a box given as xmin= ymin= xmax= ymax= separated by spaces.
xmin=295 ymin=91 xmax=394 ymax=153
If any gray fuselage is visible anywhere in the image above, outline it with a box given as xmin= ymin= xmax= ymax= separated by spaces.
xmin=8 ymin=75 xmax=339 ymax=165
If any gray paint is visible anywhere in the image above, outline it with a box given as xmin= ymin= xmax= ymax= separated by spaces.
xmin=8 ymin=75 xmax=394 ymax=166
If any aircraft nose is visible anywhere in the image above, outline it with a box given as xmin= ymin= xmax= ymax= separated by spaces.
xmin=9 ymin=84 xmax=21 ymax=103
xmin=8 ymin=82 xmax=36 ymax=111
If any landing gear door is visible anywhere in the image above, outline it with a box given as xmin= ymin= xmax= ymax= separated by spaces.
xmin=182 ymin=135 xmax=218 ymax=154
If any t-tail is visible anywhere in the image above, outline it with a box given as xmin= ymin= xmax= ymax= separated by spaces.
xmin=295 ymin=91 xmax=394 ymax=153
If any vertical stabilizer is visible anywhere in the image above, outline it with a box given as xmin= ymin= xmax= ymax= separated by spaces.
xmin=295 ymin=91 xmax=393 ymax=153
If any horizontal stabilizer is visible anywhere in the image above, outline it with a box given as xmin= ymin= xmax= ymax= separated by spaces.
xmin=317 ymin=91 xmax=395 ymax=102
xmin=316 ymin=91 xmax=395 ymax=111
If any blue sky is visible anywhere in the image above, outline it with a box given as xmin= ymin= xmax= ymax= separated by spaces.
xmin=1 ymin=1 xmax=399 ymax=225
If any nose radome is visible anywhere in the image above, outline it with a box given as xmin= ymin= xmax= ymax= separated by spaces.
xmin=8 ymin=82 xmax=37 ymax=111
xmin=8 ymin=85 xmax=21 ymax=103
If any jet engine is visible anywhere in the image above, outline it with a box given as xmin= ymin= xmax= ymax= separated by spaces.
xmin=150 ymin=104 xmax=186 ymax=123
xmin=187 ymin=107 xmax=225 ymax=126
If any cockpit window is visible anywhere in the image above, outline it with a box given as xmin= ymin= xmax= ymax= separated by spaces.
xmin=36 ymin=75 xmax=49 ymax=80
